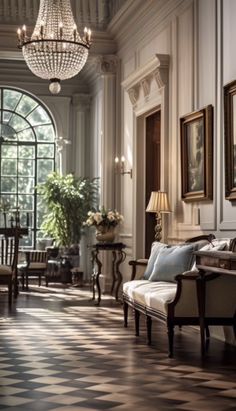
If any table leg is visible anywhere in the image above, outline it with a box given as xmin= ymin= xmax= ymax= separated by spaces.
xmin=115 ymin=249 xmax=126 ymax=300
xmin=13 ymin=270 xmax=18 ymax=298
xmin=91 ymin=250 xmax=96 ymax=300
xmin=94 ymin=249 xmax=102 ymax=305
xmin=196 ymin=271 xmax=206 ymax=357
xmin=111 ymin=250 xmax=117 ymax=295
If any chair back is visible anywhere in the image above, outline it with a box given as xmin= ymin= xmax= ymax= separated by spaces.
xmin=0 ymin=228 xmax=20 ymax=274
xmin=0 ymin=236 xmax=15 ymax=267
xmin=28 ymin=250 xmax=48 ymax=263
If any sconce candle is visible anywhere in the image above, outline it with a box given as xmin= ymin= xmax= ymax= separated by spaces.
xmin=114 ymin=156 xmax=132 ymax=178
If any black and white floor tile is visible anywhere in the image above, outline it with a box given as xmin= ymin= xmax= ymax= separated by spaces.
xmin=0 ymin=285 xmax=235 ymax=411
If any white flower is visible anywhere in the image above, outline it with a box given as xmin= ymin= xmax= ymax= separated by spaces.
xmin=84 ymin=207 xmax=124 ymax=228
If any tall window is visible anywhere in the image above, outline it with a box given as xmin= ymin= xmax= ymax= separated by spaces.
xmin=0 ymin=87 xmax=55 ymax=247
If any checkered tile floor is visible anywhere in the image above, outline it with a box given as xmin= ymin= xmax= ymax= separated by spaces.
xmin=0 ymin=285 xmax=236 ymax=411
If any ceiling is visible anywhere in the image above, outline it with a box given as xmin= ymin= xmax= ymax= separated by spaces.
xmin=0 ymin=0 xmax=128 ymax=30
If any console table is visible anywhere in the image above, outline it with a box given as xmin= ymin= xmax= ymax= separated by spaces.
xmin=194 ymin=249 xmax=236 ymax=356
xmin=91 ymin=242 xmax=126 ymax=304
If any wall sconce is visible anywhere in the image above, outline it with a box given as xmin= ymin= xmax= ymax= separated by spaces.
xmin=146 ymin=191 xmax=171 ymax=241
xmin=115 ymin=156 xmax=132 ymax=178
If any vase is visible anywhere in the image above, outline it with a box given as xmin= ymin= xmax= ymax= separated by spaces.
xmin=95 ymin=226 xmax=116 ymax=243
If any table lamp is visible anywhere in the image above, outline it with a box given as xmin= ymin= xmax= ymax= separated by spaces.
xmin=146 ymin=191 xmax=171 ymax=241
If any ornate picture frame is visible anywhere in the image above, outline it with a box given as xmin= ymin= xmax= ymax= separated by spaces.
xmin=224 ymin=80 xmax=236 ymax=200
xmin=180 ymin=105 xmax=213 ymax=202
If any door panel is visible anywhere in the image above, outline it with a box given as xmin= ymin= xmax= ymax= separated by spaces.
xmin=145 ymin=110 xmax=161 ymax=258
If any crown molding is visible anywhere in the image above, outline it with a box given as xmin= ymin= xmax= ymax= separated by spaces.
xmin=108 ymin=0 xmax=192 ymax=53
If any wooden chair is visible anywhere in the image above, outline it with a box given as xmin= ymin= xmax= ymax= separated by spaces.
xmin=18 ymin=247 xmax=59 ymax=290
xmin=0 ymin=228 xmax=20 ymax=305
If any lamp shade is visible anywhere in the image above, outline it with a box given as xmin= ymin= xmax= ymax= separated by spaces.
xmin=146 ymin=191 xmax=171 ymax=213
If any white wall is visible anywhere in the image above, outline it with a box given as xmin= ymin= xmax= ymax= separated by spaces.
xmin=107 ymin=0 xmax=236 ymax=343
xmin=109 ymin=0 xmax=236 ymax=259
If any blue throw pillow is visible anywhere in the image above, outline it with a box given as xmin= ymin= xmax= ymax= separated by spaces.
xmin=143 ymin=242 xmax=167 ymax=280
xmin=149 ymin=244 xmax=194 ymax=282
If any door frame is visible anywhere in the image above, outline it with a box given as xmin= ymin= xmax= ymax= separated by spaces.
xmin=122 ymin=54 xmax=170 ymax=258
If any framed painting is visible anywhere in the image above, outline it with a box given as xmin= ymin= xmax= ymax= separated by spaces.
xmin=180 ymin=105 xmax=213 ymax=202
xmin=224 ymin=80 xmax=236 ymax=200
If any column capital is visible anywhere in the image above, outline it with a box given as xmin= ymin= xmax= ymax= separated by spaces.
xmin=96 ymin=55 xmax=119 ymax=75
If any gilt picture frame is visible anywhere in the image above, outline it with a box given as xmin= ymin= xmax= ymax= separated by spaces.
xmin=224 ymin=80 xmax=236 ymax=200
xmin=180 ymin=105 xmax=213 ymax=202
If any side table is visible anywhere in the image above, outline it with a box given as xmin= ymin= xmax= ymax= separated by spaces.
xmin=91 ymin=242 xmax=126 ymax=304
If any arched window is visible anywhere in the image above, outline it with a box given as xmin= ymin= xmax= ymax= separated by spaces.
xmin=0 ymin=87 xmax=55 ymax=247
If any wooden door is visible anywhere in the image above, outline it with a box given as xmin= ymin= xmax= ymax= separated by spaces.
xmin=145 ymin=110 xmax=161 ymax=258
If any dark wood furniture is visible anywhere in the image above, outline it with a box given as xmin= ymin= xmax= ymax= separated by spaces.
xmin=0 ymin=227 xmax=28 ymax=302
xmin=45 ymin=255 xmax=72 ymax=286
xmin=18 ymin=249 xmax=49 ymax=290
xmin=195 ymin=249 xmax=236 ymax=356
xmin=91 ymin=242 xmax=126 ymax=305
xmin=123 ymin=234 xmax=221 ymax=357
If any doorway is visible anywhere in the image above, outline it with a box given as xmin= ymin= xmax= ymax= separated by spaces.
xmin=145 ymin=110 xmax=161 ymax=258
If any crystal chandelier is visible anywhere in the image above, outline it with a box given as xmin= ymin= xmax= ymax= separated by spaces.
xmin=17 ymin=0 xmax=91 ymax=94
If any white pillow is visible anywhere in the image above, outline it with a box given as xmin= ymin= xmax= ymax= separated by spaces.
xmin=191 ymin=241 xmax=227 ymax=271
xmin=211 ymin=239 xmax=231 ymax=250
xmin=143 ymin=242 xmax=167 ymax=279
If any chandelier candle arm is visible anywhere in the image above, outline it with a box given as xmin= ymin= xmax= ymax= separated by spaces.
xmin=17 ymin=0 xmax=91 ymax=94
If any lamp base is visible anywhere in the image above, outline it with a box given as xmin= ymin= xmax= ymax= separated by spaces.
xmin=154 ymin=212 xmax=162 ymax=242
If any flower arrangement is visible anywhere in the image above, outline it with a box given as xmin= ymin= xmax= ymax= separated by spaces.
xmin=84 ymin=207 xmax=124 ymax=229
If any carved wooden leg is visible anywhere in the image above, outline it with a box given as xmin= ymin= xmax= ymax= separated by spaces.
xmin=13 ymin=272 xmax=18 ymax=299
xmin=196 ymin=274 xmax=206 ymax=357
xmin=25 ymin=271 xmax=29 ymax=291
xmin=123 ymin=301 xmax=128 ymax=327
xmin=8 ymin=280 xmax=12 ymax=306
xmin=21 ymin=271 xmax=25 ymax=290
xmin=167 ymin=322 xmax=174 ymax=358
xmin=146 ymin=315 xmax=152 ymax=345
xmin=233 ymin=315 xmax=236 ymax=339
xmin=110 ymin=251 xmax=117 ymax=296
xmin=205 ymin=325 xmax=210 ymax=339
xmin=95 ymin=250 xmax=102 ymax=305
xmin=115 ymin=250 xmax=126 ymax=301
xmin=134 ymin=309 xmax=140 ymax=336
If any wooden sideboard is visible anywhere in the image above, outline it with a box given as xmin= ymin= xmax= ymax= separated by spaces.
xmin=194 ymin=250 xmax=236 ymax=355
xmin=195 ymin=249 xmax=236 ymax=274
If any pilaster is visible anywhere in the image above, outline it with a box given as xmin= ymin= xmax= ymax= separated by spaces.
xmin=95 ymin=54 xmax=119 ymax=291
xmin=72 ymin=94 xmax=91 ymax=177
xmin=96 ymin=55 xmax=119 ymax=209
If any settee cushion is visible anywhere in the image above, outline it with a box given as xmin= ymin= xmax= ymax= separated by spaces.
xmin=143 ymin=242 xmax=167 ymax=280
xmin=123 ymin=280 xmax=177 ymax=314
xmin=149 ymin=244 xmax=194 ymax=282
xmin=0 ymin=265 xmax=12 ymax=275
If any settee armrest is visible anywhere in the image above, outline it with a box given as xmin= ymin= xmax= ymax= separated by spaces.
xmin=129 ymin=259 xmax=148 ymax=280
xmin=169 ymin=270 xmax=200 ymax=317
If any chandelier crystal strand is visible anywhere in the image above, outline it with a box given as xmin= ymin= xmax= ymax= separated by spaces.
xmin=17 ymin=0 xmax=91 ymax=94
